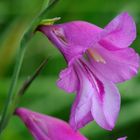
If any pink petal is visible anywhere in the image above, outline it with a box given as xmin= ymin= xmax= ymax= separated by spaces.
xmin=15 ymin=108 xmax=88 ymax=140
xmin=117 ymin=136 xmax=127 ymax=140
xmin=91 ymin=75 xmax=120 ymax=130
xmin=69 ymin=64 xmax=93 ymax=130
xmin=87 ymin=62 xmax=121 ymax=130
xmin=38 ymin=21 xmax=102 ymax=62
xmin=39 ymin=21 xmax=102 ymax=48
xmin=100 ymin=12 xmax=136 ymax=50
xmin=89 ymin=44 xmax=140 ymax=83
xmin=38 ymin=12 xmax=137 ymax=62
xmin=70 ymin=60 xmax=120 ymax=131
xmin=57 ymin=65 xmax=78 ymax=93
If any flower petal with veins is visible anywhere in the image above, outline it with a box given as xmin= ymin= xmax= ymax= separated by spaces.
xmin=15 ymin=108 xmax=88 ymax=140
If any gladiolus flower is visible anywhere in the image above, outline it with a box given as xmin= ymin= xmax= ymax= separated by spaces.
xmin=38 ymin=12 xmax=139 ymax=130
xmin=15 ymin=108 xmax=88 ymax=140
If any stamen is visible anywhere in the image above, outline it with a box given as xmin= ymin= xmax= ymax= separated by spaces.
xmin=87 ymin=48 xmax=106 ymax=64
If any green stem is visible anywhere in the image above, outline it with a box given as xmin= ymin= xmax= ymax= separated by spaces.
xmin=0 ymin=40 xmax=26 ymax=133
xmin=17 ymin=58 xmax=48 ymax=97
xmin=0 ymin=0 xmax=58 ymax=134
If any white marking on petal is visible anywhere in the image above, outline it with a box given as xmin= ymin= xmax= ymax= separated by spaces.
xmin=52 ymin=27 xmax=68 ymax=45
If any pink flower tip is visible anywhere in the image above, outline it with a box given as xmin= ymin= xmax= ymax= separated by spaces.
xmin=15 ymin=108 xmax=88 ymax=140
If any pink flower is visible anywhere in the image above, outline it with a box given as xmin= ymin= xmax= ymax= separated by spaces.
xmin=117 ymin=136 xmax=127 ymax=140
xmin=38 ymin=12 xmax=139 ymax=130
xmin=15 ymin=108 xmax=88 ymax=140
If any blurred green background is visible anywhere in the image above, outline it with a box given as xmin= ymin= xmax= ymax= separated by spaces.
xmin=0 ymin=0 xmax=140 ymax=139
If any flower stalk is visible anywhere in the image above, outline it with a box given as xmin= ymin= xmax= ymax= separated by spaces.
xmin=0 ymin=0 xmax=58 ymax=134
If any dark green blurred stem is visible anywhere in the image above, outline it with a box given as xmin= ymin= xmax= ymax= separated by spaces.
xmin=17 ymin=58 xmax=48 ymax=97
xmin=0 ymin=0 xmax=59 ymax=134
xmin=13 ymin=58 xmax=48 ymax=115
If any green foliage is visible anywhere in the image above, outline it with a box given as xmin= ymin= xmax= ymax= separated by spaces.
xmin=0 ymin=0 xmax=55 ymax=135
